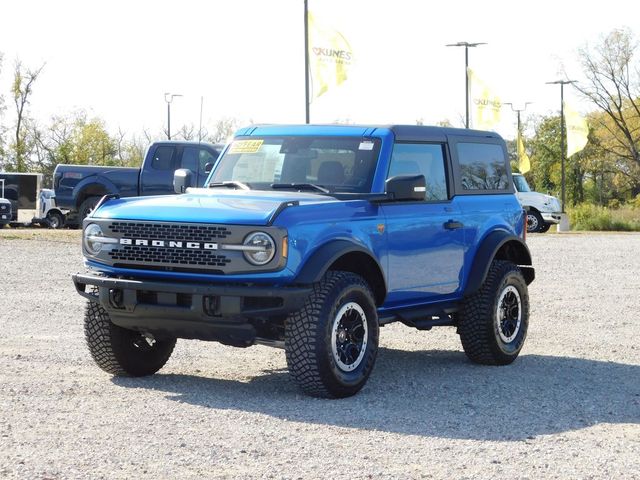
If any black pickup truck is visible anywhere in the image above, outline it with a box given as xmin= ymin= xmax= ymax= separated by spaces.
xmin=54 ymin=141 xmax=223 ymax=226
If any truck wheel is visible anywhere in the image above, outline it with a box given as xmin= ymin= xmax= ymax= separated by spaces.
xmin=84 ymin=300 xmax=176 ymax=376
xmin=458 ymin=260 xmax=529 ymax=365
xmin=526 ymin=210 xmax=543 ymax=233
xmin=285 ymin=271 xmax=379 ymax=398
xmin=79 ymin=196 xmax=101 ymax=221
xmin=47 ymin=211 xmax=64 ymax=229
xmin=538 ymin=223 xmax=551 ymax=233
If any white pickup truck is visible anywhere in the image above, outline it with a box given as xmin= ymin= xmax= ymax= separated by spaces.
xmin=513 ymin=173 xmax=562 ymax=233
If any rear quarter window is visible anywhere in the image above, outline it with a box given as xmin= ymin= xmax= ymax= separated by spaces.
xmin=456 ymin=142 xmax=509 ymax=191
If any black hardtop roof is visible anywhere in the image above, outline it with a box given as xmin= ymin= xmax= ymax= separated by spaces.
xmin=152 ymin=140 xmax=224 ymax=149
xmin=240 ymin=123 xmax=504 ymax=143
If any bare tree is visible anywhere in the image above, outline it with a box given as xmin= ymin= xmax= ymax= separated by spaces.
xmin=207 ymin=117 xmax=240 ymax=144
xmin=12 ymin=60 xmax=45 ymax=171
xmin=575 ymin=28 xmax=640 ymax=194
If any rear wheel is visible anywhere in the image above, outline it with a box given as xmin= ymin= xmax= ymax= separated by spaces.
xmin=78 ymin=196 xmax=101 ymax=221
xmin=84 ymin=300 xmax=176 ymax=376
xmin=47 ymin=211 xmax=64 ymax=229
xmin=285 ymin=271 xmax=379 ymax=398
xmin=458 ymin=260 xmax=529 ymax=365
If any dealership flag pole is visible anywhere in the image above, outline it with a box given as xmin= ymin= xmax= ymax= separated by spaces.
xmin=304 ymin=0 xmax=310 ymax=124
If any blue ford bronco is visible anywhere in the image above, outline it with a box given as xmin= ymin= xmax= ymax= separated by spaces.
xmin=73 ymin=124 xmax=534 ymax=398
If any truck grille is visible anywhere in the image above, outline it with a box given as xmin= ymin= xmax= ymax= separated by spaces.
xmin=88 ymin=219 xmax=286 ymax=275
xmin=109 ymin=245 xmax=231 ymax=268
xmin=107 ymin=222 xmax=231 ymax=241
xmin=0 ymin=204 xmax=9 ymax=213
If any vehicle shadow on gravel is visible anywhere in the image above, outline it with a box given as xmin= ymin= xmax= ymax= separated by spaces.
xmin=112 ymin=349 xmax=640 ymax=441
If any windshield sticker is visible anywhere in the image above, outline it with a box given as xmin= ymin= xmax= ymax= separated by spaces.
xmin=359 ymin=141 xmax=374 ymax=151
xmin=229 ymin=139 xmax=264 ymax=154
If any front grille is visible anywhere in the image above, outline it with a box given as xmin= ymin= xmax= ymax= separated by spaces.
xmin=0 ymin=204 xmax=9 ymax=212
xmin=109 ymin=245 xmax=231 ymax=267
xmin=107 ymin=222 xmax=231 ymax=241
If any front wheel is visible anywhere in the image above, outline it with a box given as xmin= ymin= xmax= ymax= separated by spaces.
xmin=538 ymin=223 xmax=551 ymax=233
xmin=526 ymin=210 xmax=543 ymax=233
xmin=285 ymin=271 xmax=379 ymax=398
xmin=84 ymin=300 xmax=176 ymax=376
xmin=458 ymin=260 xmax=529 ymax=365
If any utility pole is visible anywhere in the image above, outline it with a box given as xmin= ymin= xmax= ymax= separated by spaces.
xmin=445 ymin=41 xmax=487 ymax=128
xmin=546 ymin=80 xmax=577 ymax=212
xmin=164 ymin=93 xmax=183 ymax=140
xmin=504 ymin=101 xmax=533 ymax=141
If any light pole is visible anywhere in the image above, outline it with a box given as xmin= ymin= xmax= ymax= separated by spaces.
xmin=446 ymin=41 xmax=487 ymax=128
xmin=546 ymin=80 xmax=577 ymax=212
xmin=164 ymin=93 xmax=183 ymax=140
xmin=504 ymin=102 xmax=533 ymax=139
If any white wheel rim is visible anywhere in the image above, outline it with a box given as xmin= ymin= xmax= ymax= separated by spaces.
xmin=330 ymin=302 xmax=368 ymax=372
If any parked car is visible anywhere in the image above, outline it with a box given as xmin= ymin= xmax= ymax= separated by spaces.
xmin=53 ymin=141 xmax=223 ymax=226
xmin=0 ymin=198 xmax=11 ymax=228
xmin=32 ymin=188 xmax=69 ymax=229
xmin=513 ymin=173 xmax=561 ymax=233
xmin=73 ymin=124 xmax=534 ymax=398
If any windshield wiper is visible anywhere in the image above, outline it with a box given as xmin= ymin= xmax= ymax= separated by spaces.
xmin=271 ymin=183 xmax=330 ymax=194
xmin=209 ymin=181 xmax=251 ymax=190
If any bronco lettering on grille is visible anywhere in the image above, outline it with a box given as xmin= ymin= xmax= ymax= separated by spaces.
xmin=119 ymin=238 xmax=218 ymax=250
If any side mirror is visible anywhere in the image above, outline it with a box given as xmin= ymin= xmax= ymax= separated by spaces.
xmin=173 ymin=168 xmax=194 ymax=194
xmin=204 ymin=162 xmax=214 ymax=173
xmin=385 ymin=175 xmax=426 ymax=201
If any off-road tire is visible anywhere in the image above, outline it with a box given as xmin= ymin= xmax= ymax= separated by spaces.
xmin=285 ymin=271 xmax=379 ymax=398
xmin=79 ymin=196 xmax=101 ymax=221
xmin=458 ymin=260 xmax=529 ymax=365
xmin=47 ymin=211 xmax=64 ymax=229
xmin=84 ymin=300 xmax=176 ymax=376
xmin=526 ymin=210 xmax=543 ymax=233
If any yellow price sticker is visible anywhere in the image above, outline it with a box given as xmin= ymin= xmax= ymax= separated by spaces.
xmin=229 ymin=139 xmax=264 ymax=154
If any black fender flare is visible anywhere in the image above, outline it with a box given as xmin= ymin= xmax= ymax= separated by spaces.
xmin=294 ymin=240 xmax=387 ymax=299
xmin=464 ymin=230 xmax=535 ymax=296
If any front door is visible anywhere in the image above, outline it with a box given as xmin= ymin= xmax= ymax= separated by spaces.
xmin=381 ymin=143 xmax=465 ymax=307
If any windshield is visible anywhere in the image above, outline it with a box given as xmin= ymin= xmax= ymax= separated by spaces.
xmin=209 ymin=136 xmax=381 ymax=194
xmin=513 ymin=174 xmax=531 ymax=192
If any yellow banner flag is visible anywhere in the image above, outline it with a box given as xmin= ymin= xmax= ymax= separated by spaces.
xmin=517 ymin=131 xmax=531 ymax=174
xmin=308 ymin=11 xmax=353 ymax=99
xmin=468 ymin=67 xmax=502 ymax=130
xmin=564 ymin=101 xmax=589 ymax=157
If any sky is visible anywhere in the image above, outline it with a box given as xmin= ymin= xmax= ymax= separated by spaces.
xmin=0 ymin=0 xmax=637 ymax=142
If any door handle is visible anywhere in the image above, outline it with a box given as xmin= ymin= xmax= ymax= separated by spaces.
xmin=444 ymin=220 xmax=463 ymax=230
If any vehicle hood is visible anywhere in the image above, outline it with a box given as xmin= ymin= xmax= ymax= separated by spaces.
xmin=516 ymin=191 xmax=561 ymax=212
xmin=91 ymin=188 xmax=339 ymax=225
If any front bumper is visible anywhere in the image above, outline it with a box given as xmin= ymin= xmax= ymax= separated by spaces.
xmin=541 ymin=212 xmax=562 ymax=224
xmin=73 ymin=273 xmax=312 ymax=346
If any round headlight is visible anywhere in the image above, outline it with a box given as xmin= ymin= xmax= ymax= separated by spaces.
xmin=84 ymin=223 xmax=104 ymax=255
xmin=243 ymin=232 xmax=276 ymax=265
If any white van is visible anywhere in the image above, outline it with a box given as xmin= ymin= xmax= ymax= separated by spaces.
xmin=513 ymin=173 xmax=561 ymax=233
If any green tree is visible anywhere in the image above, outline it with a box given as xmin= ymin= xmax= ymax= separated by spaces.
xmin=70 ymin=116 xmax=116 ymax=165
xmin=11 ymin=60 xmax=44 ymax=172
xmin=575 ymin=28 xmax=640 ymax=196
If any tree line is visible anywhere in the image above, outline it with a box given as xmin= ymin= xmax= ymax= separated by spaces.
xmin=0 ymin=55 xmax=240 ymax=186
xmin=1 ymin=28 xmax=640 ymax=208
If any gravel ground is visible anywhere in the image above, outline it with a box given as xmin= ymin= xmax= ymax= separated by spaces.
xmin=0 ymin=230 xmax=639 ymax=479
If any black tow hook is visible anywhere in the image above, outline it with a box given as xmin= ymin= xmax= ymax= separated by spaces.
xmin=109 ymin=288 xmax=124 ymax=309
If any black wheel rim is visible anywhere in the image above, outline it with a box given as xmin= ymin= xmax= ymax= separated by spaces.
xmin=496 ymin=285 xmax=522 ymax=343
xmin=331 ymin=302 xmax=368 ymax=372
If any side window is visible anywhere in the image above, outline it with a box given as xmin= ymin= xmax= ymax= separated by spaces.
xmin=457 ymin=142 xmax=508 ymax=190
xmin=198 ymin=148 xmax=217 ymax=173
xmin=181 ymin=147 xmax=199 ymax=172
xmin=151 ymin=146 xmax=176 ymax=171
xmin=388 ymin=143 xmax=448 ymax=201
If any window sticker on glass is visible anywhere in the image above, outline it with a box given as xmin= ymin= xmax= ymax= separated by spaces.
xmin=229 ymin=139 xmax=264 ymax=154
xmin=359 ymin=141 xmax=375 ymax=151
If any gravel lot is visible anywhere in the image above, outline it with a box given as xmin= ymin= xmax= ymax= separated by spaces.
xmin=1 ymin=230 xmax=639 ymax=479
